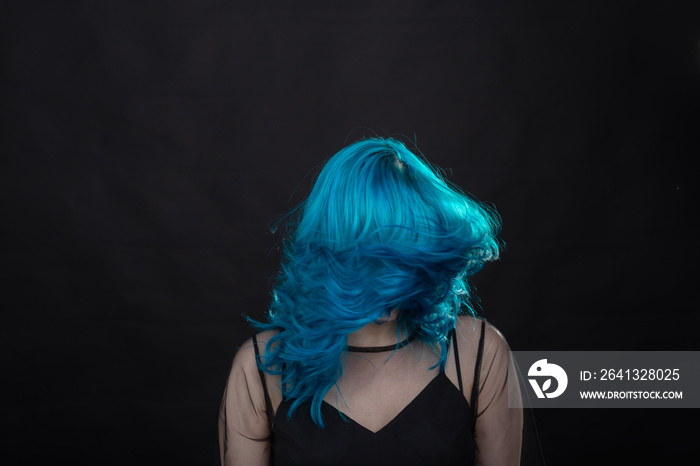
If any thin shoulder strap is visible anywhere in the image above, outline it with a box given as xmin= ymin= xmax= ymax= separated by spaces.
xmin=451 ymin=328 xmax=464 ymax=395
xmin=252 ymin=333 xmax=275 ymax=430
xmin=470 ymin=318 xmax=486 ymax=423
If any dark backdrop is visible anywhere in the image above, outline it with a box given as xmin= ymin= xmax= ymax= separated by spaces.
xmin=3 ymin=1 xmax=698 ymax=465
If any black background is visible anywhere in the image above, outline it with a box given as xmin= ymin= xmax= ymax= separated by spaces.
xmin=3 ymin=1 xmax=698 ymax=464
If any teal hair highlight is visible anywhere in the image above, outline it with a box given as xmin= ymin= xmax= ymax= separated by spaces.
xmin=251 ymin=137 xmax=501 ymax=427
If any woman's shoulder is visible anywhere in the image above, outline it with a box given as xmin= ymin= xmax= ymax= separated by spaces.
xmin=233 ymin=330 xmax=280 ymax=367
xmin=454 ymin=314 xmax=511 ymax=359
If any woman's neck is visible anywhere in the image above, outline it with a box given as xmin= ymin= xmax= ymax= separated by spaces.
xmin=346 ymin=309 xmax=405 ymax=348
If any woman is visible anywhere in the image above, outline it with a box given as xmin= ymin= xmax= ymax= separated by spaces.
xmin=219 ymin=137 xmax=523 ymax=465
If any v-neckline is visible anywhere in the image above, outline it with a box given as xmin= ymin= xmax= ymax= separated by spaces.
xmin=319 ymin=371 xmax=463 ymax=436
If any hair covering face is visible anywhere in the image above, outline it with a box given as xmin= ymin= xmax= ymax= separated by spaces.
xmin=253 ymin=137 xmax=501 ymax=426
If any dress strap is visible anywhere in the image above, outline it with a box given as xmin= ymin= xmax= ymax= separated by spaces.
xmin=451 ymin=328 xmax=464 ymax=395
xmin=252 ymin=333 xmax=275 ymax=430
xmin=470 ymin=318 xmax=486 ymax=423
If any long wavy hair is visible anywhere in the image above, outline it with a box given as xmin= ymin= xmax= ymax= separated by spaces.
xmin=252 ymin=137 xmax=501 ymax=426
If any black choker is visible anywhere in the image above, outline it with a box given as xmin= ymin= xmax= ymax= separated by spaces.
xmin=347 ymin=334 xmax=416 ymax=353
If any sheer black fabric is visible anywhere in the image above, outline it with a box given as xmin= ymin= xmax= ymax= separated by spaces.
xmin=218 ymin=317 xmax=543 ymax=465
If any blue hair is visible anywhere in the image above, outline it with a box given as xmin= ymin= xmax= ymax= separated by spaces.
xmin=251 ymin=137 xmax=501 ymax=427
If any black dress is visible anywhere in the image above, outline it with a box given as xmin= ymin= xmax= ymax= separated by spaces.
xmin=252 ymin=320 xmax=486 ymax=466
